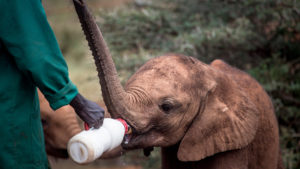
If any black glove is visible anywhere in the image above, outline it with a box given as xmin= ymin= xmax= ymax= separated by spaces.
xmin=70 ymin=93 xmax=104 ymax=129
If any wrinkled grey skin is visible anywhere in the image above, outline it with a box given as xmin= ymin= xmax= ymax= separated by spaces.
xmin=72 ymin=0 xmax=284 ymax=169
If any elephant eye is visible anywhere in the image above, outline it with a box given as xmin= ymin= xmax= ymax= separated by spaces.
xmin=160 ymin=103 xmax=173 ymax=113
xmin=159 ymin=98 xmax=182 ymax=113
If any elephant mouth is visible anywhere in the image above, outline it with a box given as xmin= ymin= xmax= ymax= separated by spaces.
xmin=122 ymin=132 xmax=155 ymax=150
xmin=121 ymin=133 xmax=140 ymax=149
xmin=120 ymin=122 xmax=149 ymax=149
xmin=121 ymin=123 xmax=143 ymax=149
xmin=121 ymin=123 xmax=160 ymax=150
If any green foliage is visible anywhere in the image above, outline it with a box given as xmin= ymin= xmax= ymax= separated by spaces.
xmin=98 ymin=6 xmax=177 ymax=53
xmin=99 ymin=0 xmax=300 ymax=67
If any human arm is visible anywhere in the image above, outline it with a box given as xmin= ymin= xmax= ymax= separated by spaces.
xmin=0 ymin=0 xmax=103 ymax=128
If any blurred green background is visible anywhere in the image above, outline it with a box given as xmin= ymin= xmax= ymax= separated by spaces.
xmin=43 ymin=0 xmax=299 ymax=169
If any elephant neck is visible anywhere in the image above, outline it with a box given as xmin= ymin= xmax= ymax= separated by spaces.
xmin=161 ymin=144 xmax=202 ymax=169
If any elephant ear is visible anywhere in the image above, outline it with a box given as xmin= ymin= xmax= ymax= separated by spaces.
xmin=177 ymin=78 xmax=259 ymax=161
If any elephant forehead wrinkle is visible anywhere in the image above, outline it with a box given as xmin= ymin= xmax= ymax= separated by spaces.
xmin=126 ymin=86 xmax=152 ymax=105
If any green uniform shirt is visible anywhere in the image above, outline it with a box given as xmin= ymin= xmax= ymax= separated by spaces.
xmin=0 ymin=0 xmax=78 ymax=168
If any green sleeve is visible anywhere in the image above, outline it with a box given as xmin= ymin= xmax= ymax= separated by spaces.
xmin=0 ymin=0 xmax=78 ymax=110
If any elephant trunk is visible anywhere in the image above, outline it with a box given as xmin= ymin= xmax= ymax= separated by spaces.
xmin=72 ymin=0 xmax=131 ymax=120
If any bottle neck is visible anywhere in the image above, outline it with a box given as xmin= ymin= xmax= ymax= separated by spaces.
xmin=116 ymin=118 xmax=131 ymax=135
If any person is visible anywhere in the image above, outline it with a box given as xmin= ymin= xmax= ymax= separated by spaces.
xmin=0 ymin=0 xmax=105 ymax=168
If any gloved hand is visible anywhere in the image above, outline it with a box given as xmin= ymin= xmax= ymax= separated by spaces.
xmin=70 ymin=93 xmax=104 ymax=129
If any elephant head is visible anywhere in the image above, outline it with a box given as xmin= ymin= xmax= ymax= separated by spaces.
xmin=73 ymin=0 xmax=259 ymax=161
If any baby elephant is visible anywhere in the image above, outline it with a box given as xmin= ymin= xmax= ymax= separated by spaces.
xmin=72 ymin=0 xmax=284 ymax=169
xmin=111 ymin=55 xmax=283 ymax=169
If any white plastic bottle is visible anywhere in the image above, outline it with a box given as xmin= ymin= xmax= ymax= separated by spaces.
xmin=67 ymin=118 xmax=129 ymax=164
